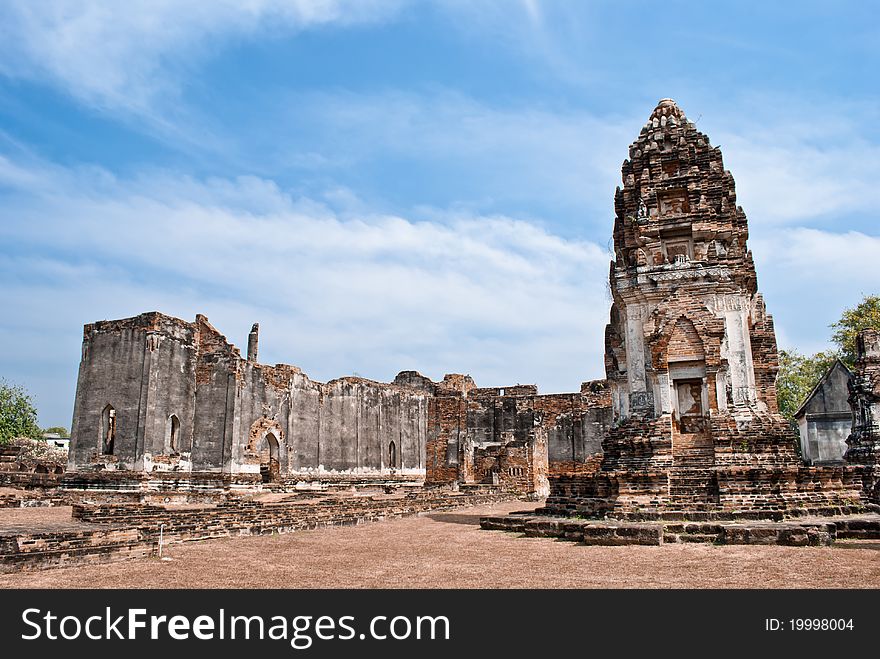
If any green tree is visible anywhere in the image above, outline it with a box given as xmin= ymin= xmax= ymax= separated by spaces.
xmin=0 ymin=380 xmax=42 ymax=444
xmin=830 ymin=294 xmax=880 ymax=365
xmin=42 ymin=426 xmax=70 ymax=438
xmin=776 ymin=349 xmax=839 ymax=423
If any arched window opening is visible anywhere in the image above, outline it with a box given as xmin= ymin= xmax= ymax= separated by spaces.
xmin=260 ymin=432 xmax=280 ymax=483
xmin=167 ymin=414 xmax=180 ymax=452
xmin=388 ymin=441 xmax=397 ymax=469
xmin=101 ymin=404 xmax=116 ymax=455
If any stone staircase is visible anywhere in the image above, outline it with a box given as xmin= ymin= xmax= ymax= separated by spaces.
xmin=669 ymin=431 xmax=718 ymax=505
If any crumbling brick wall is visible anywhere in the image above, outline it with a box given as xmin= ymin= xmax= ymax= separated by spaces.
xmin=420 ymin=376 xmax=611 ymax=495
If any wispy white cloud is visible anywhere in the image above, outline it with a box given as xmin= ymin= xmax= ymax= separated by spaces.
xmin=0 ymin=0 xmax=404 ymax=115
xmin=0 ymin=155 xmax=611 ymax=425
xmin=234 ymin=87 xmax=880 ymax=236
xmin=713 ymin=101 xmax=880 ymax=225
xmin=433 ymin=0 xmax=605 ymax=92
xmin=246 ymin=88 xmax=638 ymax=225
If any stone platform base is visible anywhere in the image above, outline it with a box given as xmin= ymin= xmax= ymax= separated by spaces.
xmin=0 ymin=527 xmax=150 ymax=572
xmin=60 ymin=470 xmax=428 ymax=505
xmin=480 ymin=513 xmax=880 ymax=547
xmin=1 ymin=490 xmax=521 ymax=574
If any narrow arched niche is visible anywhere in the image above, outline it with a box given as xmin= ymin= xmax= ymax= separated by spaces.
xmin=388 ymin=440 xmax=397 ymax=470
xmin=100 ymin=404 xmax=116 ymax=455
xmin=167 ymin=414 xmax=180 ymax=453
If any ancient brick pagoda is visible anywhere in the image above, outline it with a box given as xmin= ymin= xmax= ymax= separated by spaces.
xmin=542 ymin=98 xmax=873 ymax=519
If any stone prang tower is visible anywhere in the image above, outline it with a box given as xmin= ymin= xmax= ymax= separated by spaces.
xmin=545 ymin=99 xmax=870 ymax=517
xmin=605 ymin=98 xmax=781 ymax=429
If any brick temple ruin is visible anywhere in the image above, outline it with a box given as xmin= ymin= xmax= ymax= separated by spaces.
xmin=22 ymin=98 xmax=872 ymax=562
xmin=63 ymin=311 xmax=612 ymax=497
xmin=478 ymin=99 xmax=880 ymax=545
xmin=534 ymin=98 xmax=878 ymax=519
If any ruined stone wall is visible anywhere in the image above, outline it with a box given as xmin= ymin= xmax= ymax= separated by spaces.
xmin=418 ymin=374 xmax=474 ymax=485
xmin=424 ymin=395 xmax=467 ymax=485
xmin=232 ymin=369 xmax=428 ymax=477
xmin=545 ymin=381 xmax=611 ymax=474
xmin=68 ymin=313 xmax=429 ymax=478
xmin=69 ymin=316 xmax=613 ymax=495
xmin=69 ymin=313 xmax=197 ymax=472
xmin=192 ymin=315 xmax=238 ymax=471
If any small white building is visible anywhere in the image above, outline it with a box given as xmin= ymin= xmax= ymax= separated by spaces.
xmin=794 ymin=360 xmax=853 ymax=464
xmin=42 ymin=433 xmax=70 ymax=450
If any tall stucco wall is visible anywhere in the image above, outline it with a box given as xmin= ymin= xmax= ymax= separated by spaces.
xmin=69 ymin=313 xmax=196 ymax=472
xmin=69 ymin=324 xmax=146 ymax=469
xmin=231 ymin=372 xmax=428 ymax=476
xmin=68 ymin=313 xmax=430 ymax=477
xmin=140 ymin=323 xmax=198 ymax=471
xmin=197 ymin=358 xmax=430 ymax=476
xmin=191 ymin=315 xmax=238 ymax=472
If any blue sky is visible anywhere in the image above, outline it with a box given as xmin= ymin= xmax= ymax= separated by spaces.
xmin=1 ymin=1 xmax=878 ymax=427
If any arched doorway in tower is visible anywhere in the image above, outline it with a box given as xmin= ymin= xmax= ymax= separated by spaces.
xmin=667 ymin=317 xmax=708 ymax=434
xmin=260 ymin=432 xmax=281 ymax=483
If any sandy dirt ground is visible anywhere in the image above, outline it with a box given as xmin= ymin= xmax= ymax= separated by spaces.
xmin=2 ymin=501 xmax=878 ymax=589
xmin=0 ymin=506 xmax=99 ymax=534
